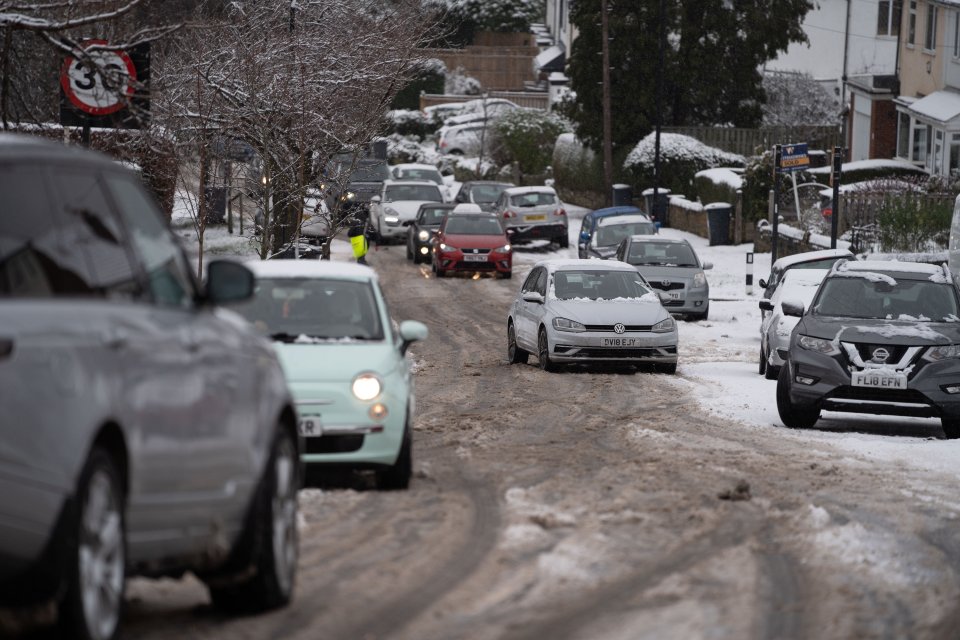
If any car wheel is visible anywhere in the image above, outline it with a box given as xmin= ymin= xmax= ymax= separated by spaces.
xmin=501 ymin=270 xmax=512 ymax=280
xmin=406 ymin=241 xmax=413 ymax=260
xmin=377 ymin=424 xmax=412 ymax=490
xmin=758 ymin=344 xmax=767 ymax=376
xmin=776 ymin=364 xmax=820 ymax=430
xmin=507 ymin=321 xmax=528 ymax=364
xmin=538 ymin=328 xmax=557 ymax=372
xmin=59 ymin=446 xmax=125 ymax=640
xmin=942 ymin=418 xmax=960 ymax=439
xmin=208 ymin=427 xmax=299 ymax=613
xmin=658 ymin=362 xmax=678 ymax=374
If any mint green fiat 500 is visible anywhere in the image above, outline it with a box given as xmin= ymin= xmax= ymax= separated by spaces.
xmin=232 ymin=261 xmax=428 ymax=489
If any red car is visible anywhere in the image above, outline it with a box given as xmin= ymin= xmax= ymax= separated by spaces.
xmin=431 ymin=211 xmax=513 ymax=279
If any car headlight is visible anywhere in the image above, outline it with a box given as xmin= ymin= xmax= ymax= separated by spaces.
xmin=495 ymin=244 xmax=512 ymax=253
xmin=651 ymin=317 xmax=675 ymax=333
xmin=342 ymin=191 xmax=356 ymax=201
xmin=418 ymin=230 xmax=430 ymax=241
xmin=553 ymin=317 xmax=585 ymax=332
xmin=693 ymin=271 xmax=707 ymax=288
xmin=923 ymin=344 xmax=960 ymax=361
xmin=351 ymin=373 xmax=382 ymax=401
xmin=797 ymin=335 xmax=840 ymax=356
xmin=384 ymin=215 xmax=400 ymax=225
xmin=438 ymin=243 xmax=455 ymax=252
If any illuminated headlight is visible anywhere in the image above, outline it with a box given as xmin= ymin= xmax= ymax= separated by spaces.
xmin=693 ymin=272 xmax=707 ymax=288
xmin=438 ymin=243 xmax=455 ymax=252
xmin=384 ymin=215 xmax=400 ymax=225
xmin=418 ymin=230 xmax=430 ymax=241
xmin=494 ymin=244 xmax=512 ymax=253
xmin=797 ymin=335 xmax=840 ymax=356
xmin=924 ymin=344 xmax=960 ymax=362
xmin=553 ymin=317 xmax=585 ymax=332
xmin=420 ymin=246 xmax=429 ymax=255
xmin=651 ymin=317 xmax=676 ymax=333
xmin=351 ymin=373 xmax=382 ymax=401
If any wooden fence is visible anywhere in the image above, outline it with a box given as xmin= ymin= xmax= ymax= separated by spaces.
xmin=662 ymin=125 xmax=841 ymax=157
xmin=419 ymin=91 xmax=550 ymax=112
xmin=417 ymin=45 xmax=539 ymax=92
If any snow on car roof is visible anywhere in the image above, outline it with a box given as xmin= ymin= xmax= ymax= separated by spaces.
xmin=839 ymin=260 xmax=944 ymax=277
xmin=597 ymin=214 xmax=652 ymax=227
xmin=771 ymin=248 xmax=854 ymax=270
xmin=504 ymin=185 xmax=557 ymax=195
xmin=627 ymin=234 xmax=685 ymax=243
xmin=244 ymin=260 xmax=377 ymax=281
xmin=392 ymin=163 xmax=439 ymax=170
xmin=537 ymin=258 xmax=638 ymax=273
xmin=452 ymin=203 xmax=484 ymax=214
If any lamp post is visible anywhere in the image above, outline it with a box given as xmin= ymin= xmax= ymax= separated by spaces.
xmin=601 ymin=0 xmax=613 ymax=206
xmin=652 ymin=0 xmax=666 ymax=222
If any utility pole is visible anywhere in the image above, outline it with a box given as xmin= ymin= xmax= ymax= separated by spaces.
xmin=652 ymin=0 xmax=665 ymax=222
xmin=601 ymin=0 xmax=613 ymax=206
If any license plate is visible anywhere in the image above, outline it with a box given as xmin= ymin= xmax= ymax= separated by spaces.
xmin=298 ymin=416 xmax=323 ymax=436
xmin=851 ymin=371 xmax=907 ymax=389
xmin=603 ymin=337 xmax=638 ymax=347
xmin=463 ymin=254 xmax=488 ymax=262
xmin=666 ymin=291 xmax=682 ymax=300
xmin=525 ymin=214 xmax=546 ymax=222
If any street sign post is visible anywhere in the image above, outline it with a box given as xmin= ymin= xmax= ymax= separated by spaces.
xmin=771 ymin=142 xmax=809 ymax=263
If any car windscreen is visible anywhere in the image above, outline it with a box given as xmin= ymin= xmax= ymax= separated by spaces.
xmin=626 ymin=241 xmax=698 ymax=267
xmin=510 ymin=192 xmax=557 ymax=207
xmin=348 ymin=164 xmax=390 ymax=183
xmin=395 ymin=168 xmax=442 ymax=184
xmin=594 ymin=222 xmax=657 ymax=247
xmin=418 ymin=207 xmax=451 ymax=225
xmin=385 ymin=184 xmax=442 ymax=202
xmin=469 ymin=184 xmax=507 ymax=203
xmin=444 ymin=215 xmax=504 ymax=235
xmin=813 ymin=275 xmax=960 ymax=321
xmin=229 ymin=277 xmax=384 ymax=341
xmin=552 ymin=269 xmax=653 ymax=300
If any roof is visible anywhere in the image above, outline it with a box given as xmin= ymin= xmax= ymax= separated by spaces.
xmin=504 ymin=185 xmax=557 ymax=195
xmin=596 ymin=214 xmax=651 ymax=227
xmin=0 ymin=132 xmax=125 ymax=170
xmin=536 ymin=258 xmax=638 ymax=273
xmin=835 ymin=260 xmax=945 ymax=279
xmin=452 ymin=203 xmax=484 ymax=214
xmin=591 ymin=206 xmax=648 ymax=219
xmin=627 ymin=234 xmax=687 ymax=244
xmin=245 ymin=260 xmax=377 ymax=281
xmin=535 ymin=44 xmax=565 ymax=73
xmin=771 ymin=248 xmax=855 ymax=270
xmin=904 ymin=90 xmax=960 ymax=124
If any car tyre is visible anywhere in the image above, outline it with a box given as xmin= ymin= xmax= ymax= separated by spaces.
xmin=208 ymin=427 xmax=299 ymax=614
xmin=538 ymin=328 xmax=558 ymax=372
xmin=501 ymin=270 xmax=512 ymax=280
xmin=507 ymin=321 xmax=528 ymax=364
xmin=59 ymin=446 xmax=125 ymax=640
xmin=406 ymin=241 xmax=414 ymax=260
xmin=658 ymin=362 xmax=678 ymax=374
xmin=942 ymin=418 xmax=960 ymax=439
xmin=557 ymin=235 xmax=569 ymax=249
xmin=377 ymin=424 xmax=412 ymax=490
xmin=758 ymin=344 xmax=767 ymax=376
xmin=765 ymin=362 xmax=779 ymax=381
xmin=776 ymin=364 xmax=820 ymax=430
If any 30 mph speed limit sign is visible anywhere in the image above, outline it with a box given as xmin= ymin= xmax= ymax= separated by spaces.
xmin=60 ymin=40 xmax=137 ymax=116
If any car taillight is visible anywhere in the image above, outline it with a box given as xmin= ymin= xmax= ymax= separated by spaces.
xmin=504 ymin=210 xmax=516 ymax=219
xmin=554 ymin=208 xmax=566 ymax=217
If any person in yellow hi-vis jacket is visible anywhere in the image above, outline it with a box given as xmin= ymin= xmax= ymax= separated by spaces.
xmin=347 ymin=215 xmax=368 ymax=264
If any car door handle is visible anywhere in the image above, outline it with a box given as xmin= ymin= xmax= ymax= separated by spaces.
xmin=179 ymin=329 xmax=200 ymax=353
xmin=0 ymin=337 xmax=13 ymax=360
xmin=100 ymin=329 xmax=128 ymax=350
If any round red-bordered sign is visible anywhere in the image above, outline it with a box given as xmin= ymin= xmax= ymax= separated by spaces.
xmin=60 ymin=40 xmax=137 ymax=116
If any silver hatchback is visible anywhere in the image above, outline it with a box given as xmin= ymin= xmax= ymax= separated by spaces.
xmin=614 ymin=235 xmax=712 ymax=320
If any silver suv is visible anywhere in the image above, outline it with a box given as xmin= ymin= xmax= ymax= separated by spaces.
xmin=614 ymin=235 xmax=712 ymax=320
xmin=777 ymin=259 xmax=960 ymax=438
xmin=0 ymin=135 xmax=299 ymax=639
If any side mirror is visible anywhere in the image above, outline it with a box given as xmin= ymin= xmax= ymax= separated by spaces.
xmin=758 ymin=278 xmax=768 ymax=289
xmin=781 ymin=298 xmax=805 ymax=318
xmin=758 ymin=300 xmax=774 ymax=312
xmin=522 ymin=291 xmax=545 ymax=304
xmin=371 ymin=195 xmax=381 ymax=204
xmin=579 ymin=231 xmax=590 ymax=242
xmin=398 ymin=320 xmax=428 ymax=354
xmin=656 ymin=291 xmax=671 ymax=303
xmin=701 ymin=261 xmax=713 ymax=270
xmin=205 ymin=260 xmax=254 ymax=305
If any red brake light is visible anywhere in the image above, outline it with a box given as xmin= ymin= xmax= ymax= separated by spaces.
xmin=554 ymin=208 xmax=566 ymax=216
xmin=504 ymin=210 xmax=516 ymax=219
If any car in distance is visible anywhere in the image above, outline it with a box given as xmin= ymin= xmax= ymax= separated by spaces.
xmin=436 ymin=122 xmax=489 ymax=156
xmin=453 ymin=180 xmax=514 ymax=213
xmin=758 ymin=268 xmax=829 ymax=380
xmin=495 ymin=185 xmax=569 ymax=248
xmin=507 ymin=259 xmax=678 ymax=373
xmin=585 ymin=214 xmax=657 ymax=260
xmin=408 ymin=202 xmax=454 ymax=263
xmin=368 ymin=180 xmax=444 ymax=244
xmin=432 ymin=210 xmax=513 ymax=279
xmin=576 ymin=205 xmax=651 ymax=258
xmin=390 ymin=163 xmax=451 ymax=201
xmin=0 ymin=134 xmax=300 ymax=639
xmin=230 ymin=261 xmax=428 ymax=488
xmin=776 ymin=260 xmax=960 ymax=438
xmin=615 ymin=235 xmax=712 ymax=320
xmin=759 ymin=248 xmax=855 ymax=300
xmin=322 ymin=157 xmax=391 ymax=218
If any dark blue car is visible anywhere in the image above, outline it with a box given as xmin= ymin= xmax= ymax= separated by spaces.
xmin=577 ymin=206 xmax=652 ymax=258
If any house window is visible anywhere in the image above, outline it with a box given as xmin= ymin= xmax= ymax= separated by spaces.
xmin=954 ymin=11 xmax=960 ymax=57
xmin=878 ymin=1 xmax=902 ymax=36
xmin=909 ymin=1 xmax=918 ymax=44
xmin=913 ymin=124 xmax=928 ymax=162
xmin=950 ymin=133 xmax=960 ymax=175
xmin=897 ymin=112 xmax=911 ymax=159
xmin=925 ymin=4 xmax=938 ymax=51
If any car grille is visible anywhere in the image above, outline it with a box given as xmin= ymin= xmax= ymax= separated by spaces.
xmin=583 ymin=324 xmax=654 ymax=332
xmin=848 ymin=343 xmax=911 ymax=365
xmin=555 ymin=346 xmax=677 ymax=358
xmin=647 ymin=281 xmax=685 ymax=291
xmin=827 ymin=386 xmax=930 ymax=404
xmin=453 ymin=261 xmax=497 ymax=270
xmin=460 ymin=248 xmax=491 ymax=254
xmin=662 ymin=299 xmax=685 ymax=307
xmin=304 ymin=435 xmax=364 ymax=454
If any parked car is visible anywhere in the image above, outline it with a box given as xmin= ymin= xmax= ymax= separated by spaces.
xmin=423 ymin=101 xmax=467 ymax=123
xmin=230 ymin=261 xmax=428 ymax=487
xmin=454 ymin=180 xmax=514 ymax=213
xmin=776 ymin=259 xmax=960 ymax=438
xmin=432 ymin=210 xmax=513 ymax=279
xmin=408 ymin=202 xmax=454 ymax=263
xmin=576 ymin=205 xmax=651 ymax=258
xmin=614 ymin=235 xmax=712 ymax=320
xmin=322 ymin=157 xmax=391 ymax=216
xmin=0 ymin=134 xmax=300 ymax=639
xmin=442 ymin=98 xmax=521 ymax=127
xmin=758 ymin=269 xmax=830 ymax=380
xmin=495 ymin=185 xmax=569 ymax=248
xmin=390 ymin=163 xmax=452 ymax=201
xmin=585 ymin=214 xmax=657 ymax=259
xmin=436 ymin=122 xmax=490 ymax=156
xmin=507 ymin=259 xmax=678 ymax=373
xmin=299 ymin=186 xmax=330 ymax=244
xmin=760 ymin=248 xmax=855 ymax=300
xmin=368 ymin=179 xmax=444 ymax=244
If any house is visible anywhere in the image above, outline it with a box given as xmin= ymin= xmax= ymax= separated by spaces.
xmin=894 ymin=0 xmax=960 ymax=176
